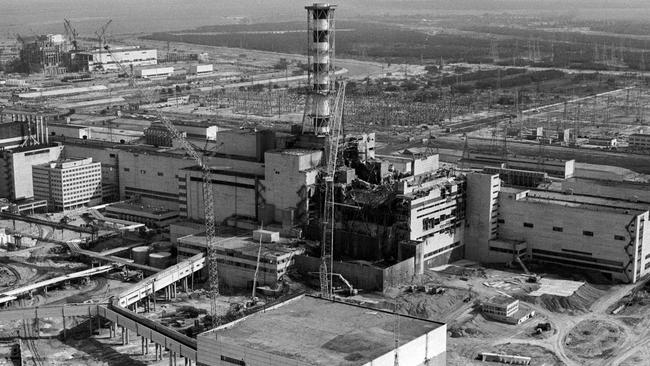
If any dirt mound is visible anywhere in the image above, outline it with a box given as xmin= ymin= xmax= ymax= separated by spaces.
xmin=392 ymin=289 xmax=469 ymax=319
xmin=565 ymin=320 xmax=626 ymax=360
xmin=517 ymin=283 xmax=605 ymax=313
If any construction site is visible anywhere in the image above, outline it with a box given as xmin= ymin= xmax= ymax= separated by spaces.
xmin=2 ymin=2 xmax=650 ymax=366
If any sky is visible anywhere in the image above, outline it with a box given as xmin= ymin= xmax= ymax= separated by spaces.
xmin=1 ymin=0 xmax=650 ymax=37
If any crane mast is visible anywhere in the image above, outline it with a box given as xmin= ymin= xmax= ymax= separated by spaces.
xmin=320 ymin=81 xmax=346 ymax=299
xmin=103 ymin=46 xmax=221 ymax=319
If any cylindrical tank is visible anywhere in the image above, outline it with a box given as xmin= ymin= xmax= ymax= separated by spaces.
xmin=151 ymin=241 xmax=173 ymax=252
xmin=149 ymin=252 xmax=172 ymax=269
xmin=132 ymin=246 xmax=150 ymax=265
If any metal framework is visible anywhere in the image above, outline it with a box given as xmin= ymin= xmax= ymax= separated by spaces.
xmin=103 ymin=46 xmax=221 ymax=320
xmin=320 ymin=81 xmax=346 ymax=298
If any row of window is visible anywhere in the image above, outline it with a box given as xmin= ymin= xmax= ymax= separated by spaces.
xmin=423 ymin=241 xmax=462 ymax=259
xmin=519 ymin=222 xmax=627 ymax=241
xmin=122 ymin=167 xmax=165 ymax=176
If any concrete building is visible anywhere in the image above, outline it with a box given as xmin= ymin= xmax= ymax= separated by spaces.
xmin=48 ymin=123 xmax=91 ymax=139
xmin=118 ymin=148 xmax=196 ymax=211
xmin=628 ymin=133 xmax=650 ymax=149
xmin=189 ymin=64 xmax=214 ymax=75
xmin=0 ymin=144 xmax=64 ymax=201
xmin=179 ymin=166 xmax=262 ymax=223
xmin=59 ymin=139 xmax=120 ymax=202
xmin=197 ymin=294 xmax=447 ymax=366
xmin=177 ymin=230 xmax=305 ymax=288
xmin=135 ymin=67 xmax=174 ymax=79
xmin=398 ymin=176 xmax=466 ymax=273
xmin=588 ymin=136 xmax=618 ymax=148
xmin=264 ymin=149 xmax=322 ymax=226
xmin=32 ymin=158 xmax=102 ymax=211
xmin=103 ymin=202 xmax=179 ymax=228
xmin=465 ymin=172 xmax=650 ymax=283
xmin=464 ymin=153 xmax=575 ymax=179
xmin=19 ymin=34 xmax=69 ymax=74
xmin=480 ymin=296 xmax=535 ymax=324
xmin=73 ymin=47 xmax=157 ymax=72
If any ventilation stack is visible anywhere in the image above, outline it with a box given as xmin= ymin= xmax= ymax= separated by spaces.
xmin=305 ymin=3 xmax=336 ymax=135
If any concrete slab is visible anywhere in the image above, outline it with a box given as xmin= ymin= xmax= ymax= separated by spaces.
xmin=528 ymin=278 xmax=584 ymax=297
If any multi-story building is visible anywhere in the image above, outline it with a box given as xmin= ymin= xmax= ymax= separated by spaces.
xmin=58 ymin=139 xmax=120 ymax=202
xmin=19 ymin=34 xmax=69 ymax=74
xmin=628 ymin=133 xmax=650 ymax=149
xmin=177 ymin=230 xmax=305 ymax=288
xmin=464 ymin=152 xmax=575 ymax=179
xmin=72 ymin=47 xmax=157 ymax=72
xmin=32 ymin=158 xmax=102 ymax=211
xmin=466 ymin=172 xmax=650 ymax=283
xmin=0 ymin=144 xmax=64 ymax=200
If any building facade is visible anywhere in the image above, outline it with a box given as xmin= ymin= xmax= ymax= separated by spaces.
xmin=0 ymin=144 xmax=64 ymax=201
xmin=73 ymin=47 xmax=157 ymax=72
xmin=465 ymin=172 xmax=650 ymax=283
xmin=32 ymin=158 xmax=102 ymax=211
xmin=628 ymin=133 xmax=650 ymax=149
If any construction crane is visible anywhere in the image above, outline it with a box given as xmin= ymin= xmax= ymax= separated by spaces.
xmin=95 ymin=20 xmax=112 ymax=70
xmin=63 ymin=19 xmax=79 ymax=51
xmin=319 ymin=81 xmax=346 ymax=299
xmin=103 ymin=45 xmax=221 ymax=321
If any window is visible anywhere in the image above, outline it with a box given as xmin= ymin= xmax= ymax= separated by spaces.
xmin=123 ymin=168 xmax=130 ymax=172
xmin=583 ymin=231 xmax=594 ymax=237
xmin=140 ymin=170 xmax=146 ymax=174
xmin=220 ymin=356 xmax=245 ymax=366
xmin=552 ymin=226 xmax=563 ymax=232
xmin=614 ymin=235 xmax=626 ymax=241
xmin=523 ymin=222 xmax=534 ymax=228
xmin=157 ymin=172 xmax=164 ymax=177
xmin=497 ymin=218 xmax=505 ymax=224
xmin=109 ymin=153 xmax=116 ymax=158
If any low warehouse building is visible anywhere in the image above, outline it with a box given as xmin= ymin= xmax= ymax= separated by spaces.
xmin=197 ymin=294 xmax=447 ymax=366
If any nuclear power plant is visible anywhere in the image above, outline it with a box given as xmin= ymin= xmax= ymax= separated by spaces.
xmin=0 ymin=2 xmax=650 ymax=365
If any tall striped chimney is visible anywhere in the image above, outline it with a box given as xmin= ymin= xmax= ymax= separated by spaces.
xmin=305 ymin=3 xmax=336 ymax=135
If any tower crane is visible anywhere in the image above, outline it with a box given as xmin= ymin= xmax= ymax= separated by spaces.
xmin=320 ymin=81 xmax=346 ymax=299
xmin=63 ymin=19 xmax=79 ymax=51
xmin=103 ymin=45 xmax=222 ymax=321
xmin=95 ymin=20 xmax=112 ymax=70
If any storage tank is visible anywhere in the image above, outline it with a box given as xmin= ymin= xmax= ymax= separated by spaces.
xmin=132 ymin=246 xmax=150 ymax=265
xmin=151 ymin=241 xmax=173 ymax=252
xmin=149 ymin=252 xmax=172 ymax=269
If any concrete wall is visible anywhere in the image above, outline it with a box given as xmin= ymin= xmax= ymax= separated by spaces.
xmin=383 ymin=257 xmax=416 ymax=288
xmin=498 ymin=190 xmax=641 ymax=282
xmin=294 ymin=255 xmax=384 ymax=291
xmin=197 ymin=339 xmax=309 ymax=366
xmin=294 ymin=256 xmax=416 ymax=291
xmin=48 ymin=124 xmax=91 ymax=139
xmin=196 ymin=318 xmax=446 ymax=366
xmin=265 ymin=150 xmax=321 ymax=224
xmin=413 ymin=154 xmax=439 ymax=176
xmin=408 ymin=186 xmax=463 ymax=241
xmin=559 ymin=178 xmax=650 ymax=203
xmin=464 ymin=173 xmax=501 ymax=262
xmin=217 ymin=130 xmax=259 ymax=159
xmin=118 ymin=150 xmax=194 ymax=211
xmin=362 ymin=326 xmax=447 ymax=366
xmin=0 ymin=145 xmax=64 ymax=200
xmin=180 ymin=169 xmax=260 ymax=223
xmin=64 ymin=142 xmax=120 ymax=201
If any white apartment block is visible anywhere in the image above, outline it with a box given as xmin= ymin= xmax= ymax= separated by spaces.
xmin=33 ymin=158 xmax=102 ymax=211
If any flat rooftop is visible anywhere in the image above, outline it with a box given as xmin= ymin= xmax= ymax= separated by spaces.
xmin=199 ymin=295 xmax=443 ymax=365
xmin=106 ymin=202 xmax=176 ymax=215
xmin=503 ymin=187 xmax=649 ymax=214
xmin=178 ymin=232 xmax=302 ymax=259
xmin=484 ymin=296 xmax=518 ymax=307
